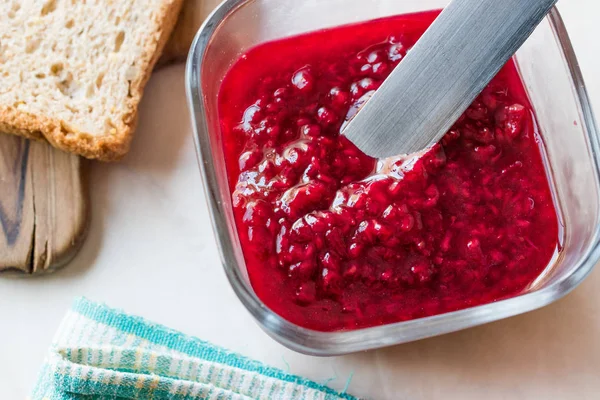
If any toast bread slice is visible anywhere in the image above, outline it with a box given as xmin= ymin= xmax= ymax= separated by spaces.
xmin=158 ymin=0 xmax=215 ymax=67
xmin=0 ymin=0 xmax=184 ymax=161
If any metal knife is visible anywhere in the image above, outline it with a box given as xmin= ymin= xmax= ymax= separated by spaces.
xmin=343 ymin=0 xmax=558 ymax=158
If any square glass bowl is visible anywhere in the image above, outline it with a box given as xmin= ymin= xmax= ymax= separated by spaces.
xmin=186 ymin=0 xmax=600 ymax=355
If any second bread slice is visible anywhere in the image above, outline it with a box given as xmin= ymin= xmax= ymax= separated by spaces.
xmin=0 ymin=0 xmax=184 ymax=161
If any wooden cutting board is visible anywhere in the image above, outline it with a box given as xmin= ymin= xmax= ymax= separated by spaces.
xmin=0 ymin=137 xmax=88 ymax=274
xmin=0 ymin=0 xmax=212 ymax=275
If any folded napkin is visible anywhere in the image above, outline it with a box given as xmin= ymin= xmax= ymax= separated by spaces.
xmin=31 ymin=298 xmax=357 ymax=400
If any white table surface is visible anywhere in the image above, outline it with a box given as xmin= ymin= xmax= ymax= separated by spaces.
xmin=2 ymin=1 xmax=600 ymax=398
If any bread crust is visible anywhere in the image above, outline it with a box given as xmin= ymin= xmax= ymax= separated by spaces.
xmin=0 ymin=0 xmax=184 ymax=162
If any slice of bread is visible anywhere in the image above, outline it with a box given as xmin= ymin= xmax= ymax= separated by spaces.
xmin=159 ymin=0 xmax=212 ymax=67
xmin=0 ymin=0 xmax=184 ymax=161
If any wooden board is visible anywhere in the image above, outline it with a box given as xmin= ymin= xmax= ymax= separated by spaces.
xmin=0 ymin=136 xmax=88 ymax=274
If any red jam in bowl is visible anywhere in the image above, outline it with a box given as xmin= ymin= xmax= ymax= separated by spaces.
xmin=218 ymin=11 xmax=559 ymax=331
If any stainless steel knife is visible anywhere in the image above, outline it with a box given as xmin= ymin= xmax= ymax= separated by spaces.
xmin=343 ymin=0 xmax=558 ymax=158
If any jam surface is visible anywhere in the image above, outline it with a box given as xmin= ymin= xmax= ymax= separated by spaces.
xmin=218 ymin=11 xmax=559 ymax=331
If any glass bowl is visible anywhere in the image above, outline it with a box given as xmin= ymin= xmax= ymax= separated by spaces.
xmin=185 ymin=0 xmax=600 ymax=356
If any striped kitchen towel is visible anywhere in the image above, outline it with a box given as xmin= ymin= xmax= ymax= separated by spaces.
xmin=31 ymin=297 xmax=357 ymax=400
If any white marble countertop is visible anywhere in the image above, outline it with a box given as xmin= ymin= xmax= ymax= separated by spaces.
xmin=2 ymin=1 xmax=600 ymax=398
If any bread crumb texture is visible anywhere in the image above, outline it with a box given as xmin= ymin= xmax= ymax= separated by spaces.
xmin=0 ymin=0 xmax=183 ymax=160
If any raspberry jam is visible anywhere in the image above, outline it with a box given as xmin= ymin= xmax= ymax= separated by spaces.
xmin=218 ymin=11 xmax=559 ymax=331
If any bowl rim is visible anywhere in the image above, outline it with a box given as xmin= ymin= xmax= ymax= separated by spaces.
xmin=185 ymin=2 xmax=600 ymax=356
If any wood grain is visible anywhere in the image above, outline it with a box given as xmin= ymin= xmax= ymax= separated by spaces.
xmin=0 ymin=136 xmax=88 ymax=274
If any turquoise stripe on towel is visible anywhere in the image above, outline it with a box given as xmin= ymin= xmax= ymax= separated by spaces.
xmin=31 ymin=297 xmax=358 ymax=400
